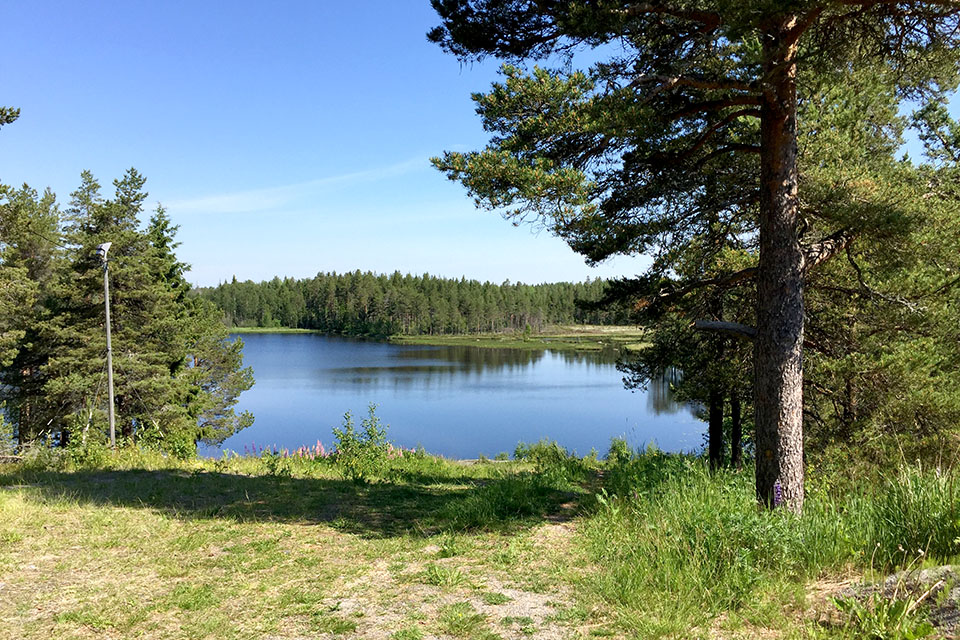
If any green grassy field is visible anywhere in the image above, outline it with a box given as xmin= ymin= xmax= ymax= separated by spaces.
xmin=2 ymin=442 xmax=958 ymax=639
xmin=227 ymin=324 xmax=649 ymax=353
xmin=391 ymin=325 xmax=649 ymax=353
xmin=228 ymin=327 xmax=321 ymax=334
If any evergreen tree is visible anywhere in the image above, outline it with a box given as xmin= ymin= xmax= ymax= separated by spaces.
xmin=0 ymin=184 xmax=62 ymax=444
xmin=428 ymin=0 xmax=960 ymax=511
xmin=0 ymin=169 xmax=257 ymax=453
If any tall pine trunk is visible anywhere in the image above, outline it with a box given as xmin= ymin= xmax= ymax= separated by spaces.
xmin=755 ymin=18 xmax=805 ymax=513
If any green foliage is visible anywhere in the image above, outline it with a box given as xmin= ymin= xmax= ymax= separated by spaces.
xmin=437 ymin=440 xmax=591 ymax=531
xmin=390 ymin=628 xmax=424 ymax=640
xmin=261 ymin=450 xmax=294 ymax=478
xmin=605 ymin=437 xmax=631 ymax=466
xmin=513 ymin=438 xmax=585 ymax=485
xmin=0 ymin=170 xmax=254 ymax=453
xmin=64 ymin=437 xmax=113 ymax=470
xmin=436 ymin=531 xmax=469 ymax=558
xmin=481 ymin=592 xmax=511 ymax=605
xmin=332 ymin=404 xmax=389 ymax=483
xmin=198 ymin=269 xmax=626 ymax=335
xmin=867 ymin=466 xmax=960 ymax=569
xmin=312 ymin=614 xmax=357 ymax=634
xmin=833 ymin=594 xmax=936 ymax=640
xmin=0 ymin=106 xmax=20 ymax=128
xmin=441 ymin=471 xmax=575 ymax=531
xmin=584 ymin=444 xmax=960 ymax=634
xmin=421 ymin=563 xmax=467 ymax=587
xmin=437 ymin=602 xmax=486 ymax=637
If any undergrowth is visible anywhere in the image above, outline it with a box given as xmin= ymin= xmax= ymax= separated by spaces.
xmin=583 ymin=442 xmax=960 ymax=636
xmin=4 ymin=432 xmax=959 ymax=638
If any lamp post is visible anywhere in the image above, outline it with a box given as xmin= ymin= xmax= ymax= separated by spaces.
xmin=96 ymin=242 xmax=116 ymax=450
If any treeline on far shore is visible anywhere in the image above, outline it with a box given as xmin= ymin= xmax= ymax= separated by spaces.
xmin=195 ymin=271 xmax=628 ymax=336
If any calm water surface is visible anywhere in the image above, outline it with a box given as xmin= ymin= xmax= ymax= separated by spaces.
xmin=205 ymin=333 xmax=704 ymax=458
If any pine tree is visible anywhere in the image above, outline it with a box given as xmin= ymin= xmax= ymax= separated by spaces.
xmin=428 ymin=0 xmax=960 ymax=511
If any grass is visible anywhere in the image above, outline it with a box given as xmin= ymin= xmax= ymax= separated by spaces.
xmin=0 ymin=443 xmax=592 ymax=640
xmin=225 ymin=323 xmax=650 ymax=354
xmin=2 ymin=441 xmax=959 ymax=638
xmin=227 ymin=326 xmax=320 ymax=334
xmin=391 ymin=324 xmax=649 ymax=353
xmin=437 ymin=602 xmax=489 ymax=637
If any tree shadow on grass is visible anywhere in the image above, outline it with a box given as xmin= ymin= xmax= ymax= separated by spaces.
xmin=0 ymin=466 xmax=583 ymax=539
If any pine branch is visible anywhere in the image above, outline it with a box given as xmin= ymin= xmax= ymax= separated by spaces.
xmin=636 ymin=267 xmax=758 ymax=312
xmin=667 ymin=97 xmax=763 ymax=120
xmin=693 ymin=320 xmax=757 ymax=341
xmin=621 ymin=4 xmax=723 ymax=30
xmin=802 ymin=229 xmax=855 ymax=272
xmin=696 ymin=144 xmax=762 ymax=166
xmin=642 ymin=109 xmax=762 ymax=167
xmin=629 ymin=74 xmax=758 ymax=94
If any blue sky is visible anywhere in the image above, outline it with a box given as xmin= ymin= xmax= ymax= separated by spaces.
xmin=1 ymin=1 xmax=650 ymax=286
xmin=1 ymin=2 xmax=955 ymax=286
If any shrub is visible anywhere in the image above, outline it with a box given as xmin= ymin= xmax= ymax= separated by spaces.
xmin=513 ymin=438 xmax=586 ymax=485
xmin=332 ymin=404 xmax=389 ymax=483
xmin=606 ymin=437 xmax=632 ymax=465
xmin=66 ymin=437 xmax=113 ymax=469
xmin=0 ymin=409 xmax=15 ymax=455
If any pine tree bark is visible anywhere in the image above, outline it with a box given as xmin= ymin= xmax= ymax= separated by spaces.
xmin=755 ymin=17 xmax=805 ymax=513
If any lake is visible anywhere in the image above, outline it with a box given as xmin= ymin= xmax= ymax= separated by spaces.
xmin=204 ymin=333 xmax=705 ymax=459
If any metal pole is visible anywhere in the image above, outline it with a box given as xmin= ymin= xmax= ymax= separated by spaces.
xmin=102 ymin=254 xmax=116 ymax=450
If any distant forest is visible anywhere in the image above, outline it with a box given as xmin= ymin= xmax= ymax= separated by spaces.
xmin=196 ymin=271 xmax=628 ymax=336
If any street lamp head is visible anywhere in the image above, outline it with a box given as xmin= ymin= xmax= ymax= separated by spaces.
xmin=95 ymin=242 xmax=112 ymax=263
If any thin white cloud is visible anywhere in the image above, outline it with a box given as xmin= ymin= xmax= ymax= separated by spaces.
xmin=165 ymin=156 xmax=428 ymax=214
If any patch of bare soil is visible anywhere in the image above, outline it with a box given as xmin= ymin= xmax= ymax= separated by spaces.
xmin=312 ymin=556 xmax=578 ymax=639
xmin=308 ymin=518 xmax=605 ymax=639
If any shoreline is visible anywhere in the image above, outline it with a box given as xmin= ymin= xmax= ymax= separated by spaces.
xmin=228 ymin=324 xmax=649 ymax=353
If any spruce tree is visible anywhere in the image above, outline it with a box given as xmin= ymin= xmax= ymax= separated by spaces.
xmin=0 ymin=184 xmax=62 ymax=444
xmin=38 ymin=169 xmax=253 ymax=452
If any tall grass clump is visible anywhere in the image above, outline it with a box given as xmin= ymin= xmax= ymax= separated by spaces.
xmin=441 ymin=472 xmax=551 ymax=530
xmin=514 ymin=438 xmax=590 ymax=487
xmin=584 ymin=442 xmax=960 ymax=634
xmin=586 ymin=459 xmax=810 ymax=630
xmin=864 ymin=465 xmax=960 ymax=568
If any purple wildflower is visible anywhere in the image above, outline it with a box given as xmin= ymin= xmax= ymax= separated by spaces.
xmin=773 ymin=480 xmax=784 ymax=507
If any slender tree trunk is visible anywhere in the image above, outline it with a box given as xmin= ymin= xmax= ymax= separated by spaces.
xmin=708 ymin=389 xmax=724 ymax=470
xmin=730 ymin=391 xmax=742 ymax=469
xmin=755 ymin=18 xmax=805 ymax=513
xmin=17 ymin=400 xmax=29 ymax=449
xmin=707 ymin=291 xmax=725 ymax=471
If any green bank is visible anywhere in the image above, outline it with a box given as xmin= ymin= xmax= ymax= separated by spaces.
xmin=2 ymin=437 xmax=958 ymax=639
